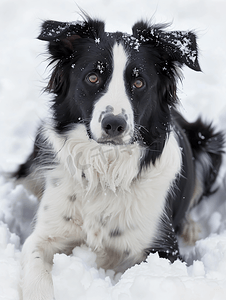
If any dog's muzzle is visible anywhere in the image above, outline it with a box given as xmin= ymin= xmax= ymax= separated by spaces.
xmin=98 ymin=113 xmax=130 ymax=144
xmin=102 ymin=114 xmax=127 ymax=137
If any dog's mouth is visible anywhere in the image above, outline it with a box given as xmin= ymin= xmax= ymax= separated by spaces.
xmin=97 ymin=137 xmax=127 ymax=145
xmin=86 ymin=127 xmax=127 ymax=146
xmin=96 ymin=130 xmax=135 ymax=146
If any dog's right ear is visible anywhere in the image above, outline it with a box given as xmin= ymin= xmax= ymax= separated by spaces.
xmin=38 ymin=19 xmax=105 ymax=59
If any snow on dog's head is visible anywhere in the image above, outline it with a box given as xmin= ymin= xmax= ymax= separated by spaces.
xmin=38 ymin=16 xmax=200 ymax=169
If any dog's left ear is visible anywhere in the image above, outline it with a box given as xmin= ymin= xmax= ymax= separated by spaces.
xmin=133 ymin=22 xmax=201 ymax=71
xmin=38 ymin=20 xmax=83 ymax=58
xmin=38 ymin=20 xmax=81 ymax=43
xmin=38 ymin=19 xmax=105 ymax=59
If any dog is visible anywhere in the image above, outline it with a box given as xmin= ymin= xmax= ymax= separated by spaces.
xmin=15 ymin=16 xmax=224 ymax=300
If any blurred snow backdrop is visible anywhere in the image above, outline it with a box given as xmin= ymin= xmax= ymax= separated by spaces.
xmin=1 ymin=0 xmax=226 ymax=299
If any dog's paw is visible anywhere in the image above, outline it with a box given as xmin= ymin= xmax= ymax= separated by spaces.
xmin=21 ymin=270 xmax=54 ymax=300
xmin=181 ymin=215 xmax=201 ymax=245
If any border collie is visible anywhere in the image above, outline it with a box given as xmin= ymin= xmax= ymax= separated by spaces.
xmin=15 ymin=16 xmax=224 ymax=300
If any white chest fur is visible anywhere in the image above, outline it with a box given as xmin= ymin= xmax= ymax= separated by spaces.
xmin=35 ymin=124 xmax=181 ymax=271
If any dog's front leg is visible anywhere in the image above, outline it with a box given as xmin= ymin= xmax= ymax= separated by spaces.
xmin=20 ymin=232 xmax=56 ymax=300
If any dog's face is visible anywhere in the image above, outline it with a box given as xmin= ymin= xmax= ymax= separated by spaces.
xmin=67 ymin=41 xmax=137 ymax=146
xmin=39 ymin=18 xmax=200 ymax=164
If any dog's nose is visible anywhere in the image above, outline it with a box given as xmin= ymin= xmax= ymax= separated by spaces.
xmin=102 ymin=115 xmax=127 ymax=137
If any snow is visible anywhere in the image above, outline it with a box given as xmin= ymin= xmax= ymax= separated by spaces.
xmin=1 ymin=0 xmax=226 ymax=299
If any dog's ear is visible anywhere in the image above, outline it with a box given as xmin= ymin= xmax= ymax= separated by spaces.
xmin=38 ymin=20 xmax=82 ymax=58
xmin=38 ymin=19 xmax=105 ymax=59
xmin=157 ymin=29 xmax=201 ymax=71
xmin=132 ymin=22 xmax=201 ymax=71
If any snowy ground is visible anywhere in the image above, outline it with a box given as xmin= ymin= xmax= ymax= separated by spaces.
xmin=1 ymin=0 xmax=226 ymax=299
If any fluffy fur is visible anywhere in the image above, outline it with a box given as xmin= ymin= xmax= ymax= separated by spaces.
xmin=15 ymin=16 xmax=224 ymax=300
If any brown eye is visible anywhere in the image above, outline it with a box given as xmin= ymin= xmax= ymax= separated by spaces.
xmin=133 ymin=79 xmax=144 ymax=89
xmin=87 ymin=73 xmax=99 ymax=84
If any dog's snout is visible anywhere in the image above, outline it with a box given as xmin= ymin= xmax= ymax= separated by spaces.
xmin=102 ymin=115 xmax=127 ymax=137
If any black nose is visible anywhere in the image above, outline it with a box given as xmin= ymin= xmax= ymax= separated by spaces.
xmin=102 ymin=115 xmax=127 ymax=137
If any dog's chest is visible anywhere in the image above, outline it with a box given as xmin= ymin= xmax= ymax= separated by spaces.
xmin=41 ymin=164 xmax=170 ymax=263
xmin=46 ymin=164 xmax=170 ymax=261
xmin=49 ymin=169 xmax=158 ymax=250
xmin=38 ymin=131 xmax=181 ymax=270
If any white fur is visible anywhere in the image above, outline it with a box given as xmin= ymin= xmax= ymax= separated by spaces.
xmin=20 ymin=122 xmax=181 ymax=300
xmin=90 ymin=44 xmax=134 ymax=142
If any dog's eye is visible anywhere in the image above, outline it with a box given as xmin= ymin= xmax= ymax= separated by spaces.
xmin=87 ymin=73 xmax=99 ymax=84
xmin=133 ymin=79 xmax=144 ymax=89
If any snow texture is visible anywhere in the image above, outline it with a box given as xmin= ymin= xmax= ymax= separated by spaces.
xmin=1 ymin=0 xmax=226 ymax=299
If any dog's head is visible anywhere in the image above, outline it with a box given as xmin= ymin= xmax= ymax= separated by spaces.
xmin=39 ymin=17 xmax=200 ymax=165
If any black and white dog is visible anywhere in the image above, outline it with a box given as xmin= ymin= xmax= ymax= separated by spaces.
xmin=16 ymin=16 xmax=224 ymax=300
